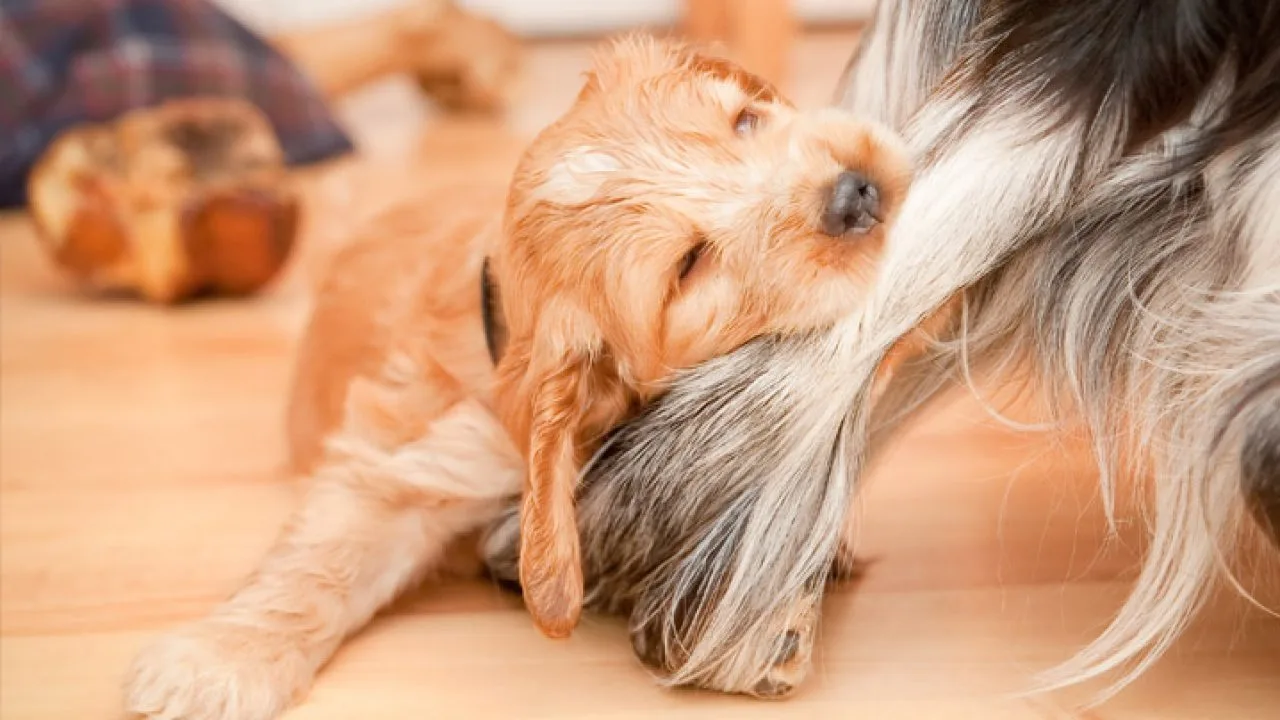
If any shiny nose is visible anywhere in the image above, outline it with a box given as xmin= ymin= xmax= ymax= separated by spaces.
xmin=821 ymin=171 xmax=881 ymax=236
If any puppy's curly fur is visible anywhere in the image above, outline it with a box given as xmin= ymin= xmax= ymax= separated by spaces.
xmin=122 ymin=36 xmax=910 ymax=720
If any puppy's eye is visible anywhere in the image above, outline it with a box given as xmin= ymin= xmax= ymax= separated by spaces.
xmin=677 ymin=240 xmax=708 ymax=281
xmin=733 ymin=108 xmax=761 ymax=136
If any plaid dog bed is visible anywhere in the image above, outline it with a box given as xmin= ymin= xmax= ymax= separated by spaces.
xmin=0 ymin=0 xmax=354 ymax=208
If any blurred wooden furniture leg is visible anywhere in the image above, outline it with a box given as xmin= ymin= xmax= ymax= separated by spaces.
xmin=270 ymin=2 xmax=449 ymax=98
xmin=685 ymin=0 xmax=729 ymax=44
xmin=685 ymin=0 xmax=795 ymax=89
xmin=270 ymin=2 xmax=519 ymax=114
xmin=728 ymin=0 xmax=795 ymax=89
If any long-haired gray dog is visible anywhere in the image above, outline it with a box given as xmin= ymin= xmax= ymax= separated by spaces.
xmin=486 ymin=0 xmax=1280 ymax=703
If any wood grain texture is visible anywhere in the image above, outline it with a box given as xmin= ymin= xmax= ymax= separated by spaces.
xmin=1 ymin=33 xmax=1276 ymax=720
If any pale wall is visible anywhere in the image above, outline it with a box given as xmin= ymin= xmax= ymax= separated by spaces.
xmin=213 ymin=0 xmax=874 ymax=35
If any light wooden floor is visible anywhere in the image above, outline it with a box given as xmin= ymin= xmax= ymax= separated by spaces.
xmin=1 ymin=33 xmax=1276 ymax=720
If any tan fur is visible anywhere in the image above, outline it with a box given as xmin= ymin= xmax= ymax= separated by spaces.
xmin=124 ymin=35 xmax=910 ymax=720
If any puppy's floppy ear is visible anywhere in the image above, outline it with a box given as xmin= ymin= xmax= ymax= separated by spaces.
xmin=493 ymin=300 xmax=599 ymax=638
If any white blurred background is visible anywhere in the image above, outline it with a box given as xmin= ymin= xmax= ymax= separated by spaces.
xmin=206 ymin=1 xmax=872 ymax=167
xmin=214 ymin=0 xmax=874 ymax=35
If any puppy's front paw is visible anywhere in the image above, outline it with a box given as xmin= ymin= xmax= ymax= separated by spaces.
xmin=124 ymin=621 xmax=312 ymax=720
xmin=629 ymin=588 xmax=820 ymax=700
xmin=748 ymin=623 xmax=815 ymax=699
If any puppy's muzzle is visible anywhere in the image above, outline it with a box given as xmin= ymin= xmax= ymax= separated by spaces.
xmin=821 ymin=171 xmax=880 ymax=236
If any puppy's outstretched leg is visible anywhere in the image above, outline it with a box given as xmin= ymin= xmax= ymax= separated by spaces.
xmin=124 ymin=397 xmax=521 ymax=720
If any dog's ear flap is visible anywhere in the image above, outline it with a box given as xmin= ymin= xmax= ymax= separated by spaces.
xmin=493 ymin=303 xmax=597 ymax=638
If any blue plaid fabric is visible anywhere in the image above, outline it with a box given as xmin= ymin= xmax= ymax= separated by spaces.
xmin=0 ymin=0 xmax=353 ymax=208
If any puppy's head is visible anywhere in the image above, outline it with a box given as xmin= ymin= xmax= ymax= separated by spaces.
xmin=492 ymin=35 xmax=911 ymax=638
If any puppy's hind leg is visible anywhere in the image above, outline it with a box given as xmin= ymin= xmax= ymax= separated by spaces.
xmin=124 ymin=398 xmax=522 ymax=720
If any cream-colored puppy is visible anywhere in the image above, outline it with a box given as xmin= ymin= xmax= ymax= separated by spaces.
xmin=124 ymin=35 xmax=909 ymax=720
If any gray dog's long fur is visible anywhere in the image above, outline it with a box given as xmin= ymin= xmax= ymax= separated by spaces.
xmin=487 ymin=0 xmax=1279 ymax=702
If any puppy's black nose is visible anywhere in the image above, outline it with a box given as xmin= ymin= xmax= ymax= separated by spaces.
xmin=821 ymin=171 xmax=881 ymax=236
